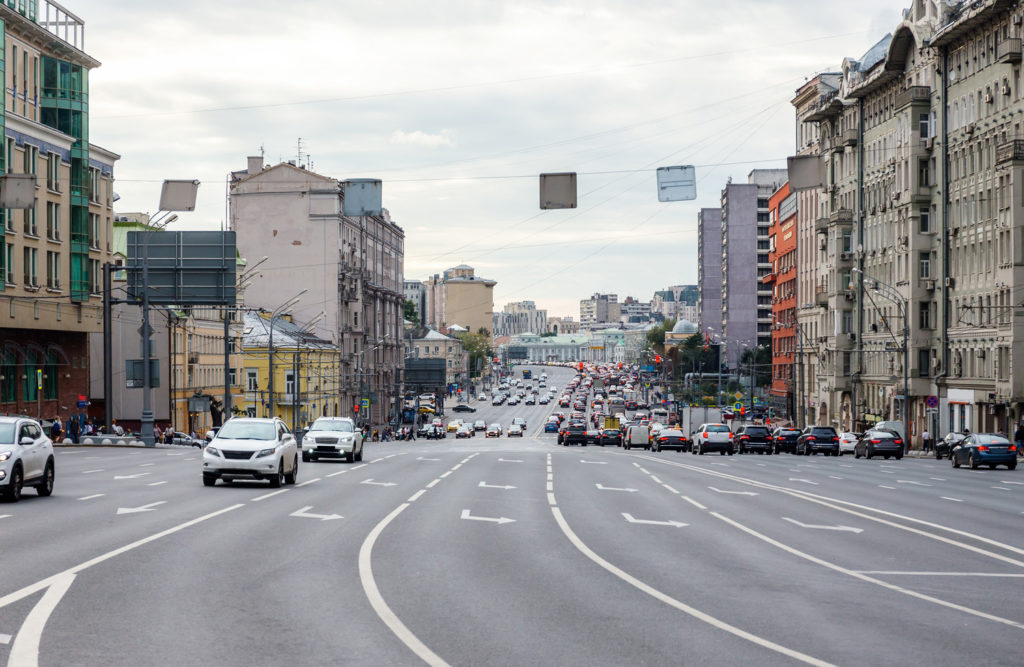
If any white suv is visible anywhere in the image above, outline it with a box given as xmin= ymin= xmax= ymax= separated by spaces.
xmin=0 ymin=416 xmax=56 ymax=502
xmin=301 ymin=417 xmax=363 ymax=462
xmin=202 ymin=418 xmax=298 ymax=487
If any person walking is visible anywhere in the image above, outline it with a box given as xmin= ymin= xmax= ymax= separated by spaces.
xmin=67 ymin=416 xmax=80 ymax=444
xmin=921 ymin=428 xmax=932 ymax=453
xmin=1015 ymin=423 xmax=1024 ymax=457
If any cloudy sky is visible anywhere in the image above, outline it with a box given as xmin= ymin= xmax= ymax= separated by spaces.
xmin=79 ymin=0 xmax=905 ymax=318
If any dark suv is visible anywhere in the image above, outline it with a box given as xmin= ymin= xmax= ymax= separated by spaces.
xmin=734 ymin=425 xmax=772 ymax=454
xmin=560 ymin=422 xmax=588 ymax=446
xmin=771 ymin=427 xmax=801 ymax=454
xmin=796 ymin=426 xmax=840 ymax=456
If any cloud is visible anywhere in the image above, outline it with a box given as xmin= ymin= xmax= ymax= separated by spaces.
xmin=390 ymin=130 xmax=456 ymax=148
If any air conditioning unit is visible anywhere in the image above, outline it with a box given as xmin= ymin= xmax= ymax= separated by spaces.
xmin=923 ymin=136 xmax=934 ymax=150
xmin=891 ymin=191 xmax=900 ymax=201
xmin=847 ymin=333 xmax=856 ymax=341
xmin=844 ymin=292 xmax=855 ymax=301
xmin=840 ymin=251 xmax=852 ymax=260
xmin=945 ymin=277 xmax=956 ymax=288
xmin=923 ymin=279 xmax=936 ymax=291
xmin=1003 ymin=84 xmax=1011 ymax=96
xmin=964 ymin=124 xmax=975 ymax=136
xmin=985 ymin=92 xmax=994 ymax=103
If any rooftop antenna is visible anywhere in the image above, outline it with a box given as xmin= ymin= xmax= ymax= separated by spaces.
xmin=297 ymin=137 xmax=305 ymax=168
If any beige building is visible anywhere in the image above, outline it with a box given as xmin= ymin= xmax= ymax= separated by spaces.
xmin=422 ymin=264 xmax=496 ymax=337
xmin=0 ymin=4 xmax=119 ymax=423
xmin=546 ymin=316 xmax=580 ymax=335
xmin=410 ymin=328 xmax=466 ymax=386
xmin=579 ymin=293 xmax=620 ymax=325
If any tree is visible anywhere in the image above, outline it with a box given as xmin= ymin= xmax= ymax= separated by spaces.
xmin=645 ymin=318 xmax=676 ymax=349
xmin=456 ymin=331 xmax=493 ymax=379
xmin=539 ymin=331 xmax=556 ymax=338
xmin=402 ymin=299 xmax=419 ymax=325
xmin=739 ymin=345 xmax=772 ymax=388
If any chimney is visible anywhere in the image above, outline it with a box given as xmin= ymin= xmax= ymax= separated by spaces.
xmin=247 ymin=156 xmax=263 ymax=175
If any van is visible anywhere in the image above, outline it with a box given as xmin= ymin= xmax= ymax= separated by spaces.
xmin=624 ymin=424 xmax=650 ymax=451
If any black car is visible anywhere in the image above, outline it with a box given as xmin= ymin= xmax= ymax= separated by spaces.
xmin=854 ymin=429 xmax=904 ymax=460
xmin=585 ymin=430 xmax=601 ymax=445
xmin=934 ymin=432 xmax=966 ymax=460
xmin=771 ymin=427 xmax=801 ymax=454
xmin=560 ymin=422 xmax=588 ymax=446
xmin=598 ymin=428 xmax=621 ymax=446
xmin=652 ymin=429 xmax=689 ymax=452
xmin=452 ymin=404 xmax=476 ymax=413
xmin=734 ymin=425 xmax=772 ymax=454
xmin=796 ymin=426 xmax=840 ymax=456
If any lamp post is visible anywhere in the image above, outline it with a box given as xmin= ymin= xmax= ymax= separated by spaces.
xmin=291 ymin=311 xmax=326 ymax=433
xmin=852 ymin=268 xmax=909 ymax=450
xmin=267 ymin=288 xmax=308 ymax=418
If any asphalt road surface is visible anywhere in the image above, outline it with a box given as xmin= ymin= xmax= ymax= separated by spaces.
xmin=2 ymin=366 xmax=1022 ymax=666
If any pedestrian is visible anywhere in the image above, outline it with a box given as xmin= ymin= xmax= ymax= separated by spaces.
xmin=50 ymin=415 xmax=63 ymax=442
xmin=1015 ymin=423 xmax=1024 ymax=455
xmin=921 ymin=428 xmax=932 ymax=453
xmin=68 ymin=416 xmax=80 ymax=444
xmin=165 ymin=424 xmax=174 ymax=444
xmin=112 ymin=419 xmax=124 ymax=436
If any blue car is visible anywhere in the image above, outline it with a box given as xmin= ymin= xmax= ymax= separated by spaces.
xmin=544 ymin=421 xmax=560 ymax=433
xmin=952 ymin=433 xmax=1017 ymax=470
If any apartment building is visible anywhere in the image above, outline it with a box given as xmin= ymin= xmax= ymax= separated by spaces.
xmin=230 ymin=157 xmax=405 ymax=426
xmin=403 ymin=279 xmax=425 ymax=323
xmin=579 ymin=292 xmax=620 ymax=325
xmin=409 ymin=327 xmax=466 ymax=386
xmin=493 ymin=300 xmax=547 ymax=337
xmin=546 ymin=316 xmax=579 ymax=335
xmin=422 ymin=264 xmax=496 ymax=337
xmin=765 ymin=182 xmax=797 ymax=419
xmin=697 ymin=208 xmax=723 ymax=341
xmin=0 ymin=2 xmax=118 ymax=421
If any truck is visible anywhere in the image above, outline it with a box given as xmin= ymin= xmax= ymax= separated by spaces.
xmin=681 ymin=407 xmax=723 ymax=439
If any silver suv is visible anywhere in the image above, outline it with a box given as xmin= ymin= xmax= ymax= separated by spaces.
xmin=0 ymin=416 xmax=56 ymax=502
xmin=202 ymin=418 xmax=298 ymax=487
xmin=301 ymin=417 xmax=363 ymax=462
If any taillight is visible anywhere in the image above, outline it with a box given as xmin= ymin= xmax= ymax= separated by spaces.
xmin=702 ymin=432 xmax=708 ymax=438
xmin=978 ymin=445 xmax=990 ymax=452
xmin=659 ymin=437 xmax=667 ymax=442
xmin=870 ymin=439 xmax=880 ymax=444
xmin=832 ymin=437 xmax=839 ymax=443
xmin=894 ymin=439 xmax=903 ymax=445
xmin=806 ymin=436 xmax=816 ymax=441
xmin=741 ymin=435 xmax=749 ymax=440
xmin=1011 ymin=445 xmax=1018 ymax=452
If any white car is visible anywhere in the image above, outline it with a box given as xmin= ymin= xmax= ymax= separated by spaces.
xmin=203 ymin=418 xmax=299 ymax=487
xmin=690 ymin=423 xmax=734 ymax=455
xmin=0 ymin=416 xmax=55 ymax=502
xmin=838 ymin=432 xmax=859 ymax=456
xmin=301 ymin=416 xmax=363 ymax=463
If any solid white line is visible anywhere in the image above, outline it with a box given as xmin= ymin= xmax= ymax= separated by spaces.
xmin=714 ymin=511 xmax=1024 ymax=630
xmin=146 ymin=481 xmax=167 ymax=487
xmin=250 ymin=489 xmax=289 ymax=502
xmin=297 ymin=478 xmax=320 ymax=487
xmin=930 ymin=477 xmax=947 ymax=481
xmin=77 ymin=494 xmax=104 ymax=501
xmin=166 ymin=452 xmax=185 ymax=456
xmin=855 ymin=571 xmax=1024 ymax=577
xmin=941 ymin=497 xmax=963 ymax=502
xmin=359 ymin=503 xmax=449 ymax=667
xmin=407 ymin=490 xmax=426 ymax=503
xmin=878 ymin=485 xmax=896 ymax=489
xmin=371 ymin=458 xmax=385 ymax=463
xmin=550 ymin=507 xmax=832 ymax=666
xmin=662 ymin=484 xmax=679 ymax=495
xmin=547 ymin=492 xmax=556 ymax=506
xmin=426 ymin=479 xmax=441 ymax=488
xmin=681 ymin=496 xmax=707 ymax=510
xmin=327 ymin=470 xmax=348 ymax=477
xmin=8 ymin=572 xmax=76 ymax=667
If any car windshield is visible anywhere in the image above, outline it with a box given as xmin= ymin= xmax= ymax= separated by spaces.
xmin=707 ymin=425 xmax=730 ymax=432
xmin=811 ymin=429 xmax=836 ymax=436
xmin=745 ymin=428 xmax=768 ymax=435
xmin=216 ymin=421 xmax=277 ymax=440
xmin=309 ymin=419 xmax=354 ymax=432
xmin=0 ymin=423 xmax=16 ymax=444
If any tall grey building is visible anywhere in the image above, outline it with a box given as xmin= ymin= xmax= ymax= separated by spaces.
xmin=579 ymin=293 xmax=620 ymax=325
xmin=493 ymin=300 xmax=548 ymax=337
xmin=697 ymin=208 xmax=723 ymax=342
xmin=403 ymin=280 xmax=425 ymax=324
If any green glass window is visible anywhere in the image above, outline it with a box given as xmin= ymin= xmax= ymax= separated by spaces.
xmin=22 ymin=352 xmax=37 ymax=402
xmin=43 ymin=352 xmax=57 ymax=400
xmin=0 ymin=352 xmax=14 ymax=403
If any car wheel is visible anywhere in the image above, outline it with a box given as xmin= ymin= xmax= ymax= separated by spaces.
xmin=285 ymin=457 xmax=298 ymax=485
xmin=2 ymin=466 xmax=22 ymax=502
xmin=727 ymin=449 xmax=734 ymax=456
xmin=346 ymin=451 xmax=356 ymax=462
xmin=895 ymin=454 xmax=903 ymax=461
xmin=203 ymin=474 xmax=217 ymax=487
xmin=268 ymin=462 xmax=284 ymax=488
xmin=837 ymin=450 xmax=843 ymax=456
xmin=934 ymin=452 xmax=942 ymax=460
xmin=36 ymin=460 xmax=55 ymax=497
xmin=356 ymin=447 xmax=363 ymax=461
xmin=698 ymin=446 xmax=705 ymax=455
xmin=1008 ymin=461 xmax=1017 ymax=471
xmin=302 ymin=451 xmax=310 ymax=463
xmin=865 ymin=451 xmax=872 ymax=460
xmin=720 ymin=449 xmax=726 ymax=456
xmin=969 ymin=453 xmax=979 ymax=470
xmin=952 ymin=454 xmax=960 ymax=468
xmin=884 ymin=454 xmax=891 ymax=460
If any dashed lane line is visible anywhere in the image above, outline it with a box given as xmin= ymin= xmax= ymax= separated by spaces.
xmin=426 ymin=479 xmax=441 ymax=488
xmin=682 ymin=496 xmax=707 ymax=510
xmin=407 ymin=490 xmax=426 ymax=503
xmin=146 ymin=481 xmax=167 ymax=487
xmin=77 ymin=494 xmax=104 ymax=501
xmin=941 ymin=497 xmax=963 ymax=502
xmin=250 ymin=489 xmax=289 ymax=502
xmin=327 ymin=470 xmax=349 ymax=478
xmin=297 ymin=478 xmax=321 ymax=487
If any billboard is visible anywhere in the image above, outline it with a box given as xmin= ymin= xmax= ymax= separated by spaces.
xmin=126 ymin=231 xmax=236 ymax=306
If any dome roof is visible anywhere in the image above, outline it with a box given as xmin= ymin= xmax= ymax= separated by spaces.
xmin=672 ymin=319 xmax=697 ymax=334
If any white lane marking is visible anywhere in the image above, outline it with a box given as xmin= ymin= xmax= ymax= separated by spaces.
xmin=116 ymin=501 xmax=167 ymax=515
xmin=708 ymin=486 xmax=758 ymax=496
xmin=879 ymin=471 xmax=895 ymax=474
xmin=362 ymin=479 xmax=397 ymax=487
xmin=407 ymin=490 xmax=426 ymax=503
xmin=251 ymin=489 xmax=289 ymax=502
xmin=479 ymin=482 xmax=516 ymax=490
xmin=82 ymin=469 xmax=103 ymax=474
xmin=352 ymin=464 xmax=367 ymax=470
xmin=139 ymin=463 xmax=155 ymax=467
xmin=426 ymin=479 xmax=441 ymax=488
xmin=8 ymin=572 xmax=76 ymax=666
xmin=930 ymin=477 xmax=947 ymax=481
xmin=147 ymin=481 xmax=167 ymax=487
xmin=417 ymin=457 xmax=440 ymax=461
xmin=439 ymin=471 xmax=452 ymax=479
xmin=58 ymin=451 xmax=83 ymax=455
xmin=715 ymin=512 xmax=1024 ymax=630
xmin=77 ymin=494 xmax=104 ymax=501
xmin=0 ymin=504 xmax=244 ymax=612
xmin=650 ymin=475 xmax=662 ymax=484
xmin=546 ymin=481 xmax=553 ymax=491
xmin=580 ymin=460 xmax=607 ymax=465
xmin=1001 ymin=480 xmax=1024 ymax=486
xmin=662 ymin=484 xmax=680 ymax=494
xmin=547 ymin=492 xmax=556 ymax=505
xmin=856 ymin=571 xmax=1024 ymax=577
xmin=782 ymin=517 xmax=863 ymax=533
xmin=460 ymin=509 xmax=515 ymax=525
xmin=829 ymin=476 xmax=843 ymax=480
xmin=327 ymin=470 xmax=348 ymax=478
xmin=0 ymin=633 xmax=9 ymax=644
xmin=113 ymin=473 xmax=151 ymax=480
xmin=290 ymin=505 xmax=342 ymax=521
xmin=708 ymin=462 xmax=729 ymax=467
xmin=546 ymin=473 xmax=553 ymax=481
xmin=878 ymin=485 xmax=896 ymax=489
xmin=941 ymin=497 xmax=963 ymax=502
xmin=451 ymin=464 xmax=462 ymax=471
xmin=551 ymin=507 xmax=831 ymax=666
xmin=839 ymin=464 xmax=852 ymax=468
xmin=789 ymin=478 xmax=818 ymax=485
xmin=595 ymin=484 xmax=637 ymax=493
xmin=166 ymin=453 xmax=185 ymax=457
xmin=897 ymin=480 xmax=932 ymax=487
xmin=359 ymin=503 xmax=450 ymax=667
xmin=498 ymin=458 xmax=522 ymax=463
xmin=297 ymin=478 xmax=321 ymax=487
xmin=622 ymin=513 xmax=687 ymax=528
xmin=682 ymin=496 xmax=707 ymax=510
xmin=371 ymin=458 xmax=385 ymax=463
xmin=992 ymin=486 xmax=1012 ymax=491
xmin=183 ymin=457 xmax=196 ymax=461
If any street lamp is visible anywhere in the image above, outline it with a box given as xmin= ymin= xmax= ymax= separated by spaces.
xmin=852 ymin=268 xmax=909 ymax=449
xmin=291 ymin=311 xmax=326 ymax=432
xmin=267 ymin=288 xmax=308 ymax=418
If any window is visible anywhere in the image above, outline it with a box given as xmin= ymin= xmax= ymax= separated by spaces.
xmin=918 ymin=252 xmax=931 ymax=279
xmin=842 ymin=310 xmax=853 ymax=334
xmin=23 ymin=199 xmax=37 ymax=236
xmin=4 ymin=244 xmax=12 ymax=284
xmin=46 ymin=152 xmax=60 ymax=191
xmin=89 ymin=213 xmax=99 ymax=248
xmin=918 ymin=349 xmax=931 ymax=377
xmin=919 ymin=210 xmax=931 ymax=234
xmin=285 ymin=370 xmax=295 ymax=396
xmin=46 ymin=201 xmax=59 ymax=240
xmin=22 ymin=246 xmax=36 ymax=287
xmin=89 ymin=167 xmax=100 ymax=204
xmin=919 ymin=112 xmax=930 ymax=138
xmin=919 ymin=301 xmax=932 ymax=329
xmin=229 ymin=368 xmax=237 ymax=386
xmin=246 ymin=406 xmax=257 ymax=418
xmin=22 ymin=144 xmax=37 ymax=175
xmin=45 ymin=250 xmax=59 ymax=289
xmin=246 ymin=369 xmax=258 ymax=391
xmin=89 ymin=258 xmax=100 ymax=294
xmin=918 ymin=159 xmax=930 ymax=189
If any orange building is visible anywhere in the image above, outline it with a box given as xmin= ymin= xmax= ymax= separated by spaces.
xmin=764 ymin=182 xmax=797 ymax=421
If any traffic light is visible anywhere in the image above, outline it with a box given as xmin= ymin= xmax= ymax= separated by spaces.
xmin=353 ymin=404 xmax=359 ymax=414
xmin=655 ymin=355 xmax=661 ymax=364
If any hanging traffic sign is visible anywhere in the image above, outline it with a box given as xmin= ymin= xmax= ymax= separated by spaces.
xmin=733 ymin=402 xmax=743 ymax=411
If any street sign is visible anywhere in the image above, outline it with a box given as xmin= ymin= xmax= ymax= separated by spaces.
xmin=926 ymin=407 xmax=938 ymax=414
xmin=361 ymin=399 xmax=370 ymax=410
xmin=667 ymin=393 xmax=674 ymax=402
xmin=926 ymin=395 xmax=939 ymax=408
xmin=733 ymin=402 xmax=743 ymax=411
xmin=752 ymin=396 xmax=760 ymax=405
xmin=734 ymin=392 xmax=742 ymax=400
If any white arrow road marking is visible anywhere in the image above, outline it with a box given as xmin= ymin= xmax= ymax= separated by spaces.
xmin=498 ymin=458 xmax=523 ymax=463
xmin=621 ymin=513 xmax=687 ymax=527
xmin=116 ymin=501 xmax=166 ymax=515
xmin=478 ymin=482 xmax=517 ymax=490
xmin=782 ymin=517 xmax=863 ymax=533
xmin=897 ymin=480 xmax=933 ymax=487
xmin=8 ymin=572 xmax=75 ymax=666
xmin=788 ymin=478 xmax=819 ymax=485
xmin=113 ymin=472 xmax=151 ymax=480
xmin=580 ymin=460 xmax=607 ymax=464
xmin=361 ymin=479 xmax=397 ymax=487
xmin=708 ymin=486 xmax=758 ymax=496
xmin=595 ymin=483 xmax=637 ymax=492
xmin=290 ymin=505 xmax=343 ymax=521
xmin=416 ymin=457 xmax=440 ymax=461
xmin=460 ymin=509 xmax=515 ymax=524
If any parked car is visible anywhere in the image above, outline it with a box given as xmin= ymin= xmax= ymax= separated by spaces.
xmin=796 ymin=426 xmax=840 ymax=456
xmin=0 ymin=416 xmax=56 ymax=502
xmin=652 ymin=428 xmax=688 ymax=452
xmin=203 ymin=417 xmax=299 ymax=487
xmin=771 ymin=427 xmax=801 ymax=454
xmin=690 ymin=423 xmax=734 ymax=455
xmin=935 ymin=432 xmax=966 ymax=460
xmin=452 ymin=404 xmax=476 ymax=413
xmin=734 ymin=425 xmax=772 ymax=454
xmin=952 ymin=433 xmax=1017 ymax=470
xmin=838 ymin=432 xmax=860 ymax=456
xmin=854 ymin=429 xmax=904 ymax=460
xmin=300 ymin=416 xmax=363 ymax=462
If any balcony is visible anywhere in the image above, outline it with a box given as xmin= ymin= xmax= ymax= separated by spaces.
xmin=815 ymin=216 xmax=829 ymax=234
xmin=895 ymin=86 xmax=931 ymax=110
xmin=830 ymin=209 xmax=854 ymax=225
xmin=997 ymin=38 xmax=1022 ymax=64
xmin=815 ymin=289 xmax=828 ymax=307
xmin=996 ymin=140 xmax=1024 ymax=165
xmin=842 ymin=129 xmax=858 ymax=146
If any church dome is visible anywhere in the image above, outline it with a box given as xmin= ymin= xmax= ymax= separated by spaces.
xmin=672 ymin=319 xmax=697 ymax=334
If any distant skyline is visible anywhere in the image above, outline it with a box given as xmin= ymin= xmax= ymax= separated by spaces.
xmin=80 ymin=0 xmax=906 ymax=316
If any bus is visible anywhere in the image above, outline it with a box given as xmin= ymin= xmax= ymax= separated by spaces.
xmin=523 ymin=369 xmax=532 ymax=379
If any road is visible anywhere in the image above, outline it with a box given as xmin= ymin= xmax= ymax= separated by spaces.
xmin=1 ymin=365 xmax=1022 ymax=666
